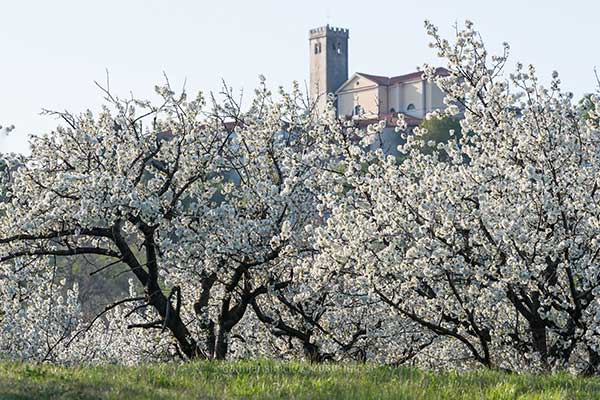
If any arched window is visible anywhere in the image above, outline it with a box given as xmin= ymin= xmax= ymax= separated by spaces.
xmin=314 ymin=42 xmax=322 ymax=54
xmin=406 ymin=104 xmax=416 ymax=112
xmin=331 ymin=41 xmax=342 ymax=55
xmin=354 ymin=105 xmax=363 ymax=115
xmin=389 ymin=108 xmax=396 ymax=113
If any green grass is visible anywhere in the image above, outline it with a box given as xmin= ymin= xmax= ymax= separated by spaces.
xmin=0 ymin=359 xmax=599 ymax=399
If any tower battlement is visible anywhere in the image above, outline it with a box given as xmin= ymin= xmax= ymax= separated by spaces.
xmin=309 ymin=25 xmax=349 ymax=39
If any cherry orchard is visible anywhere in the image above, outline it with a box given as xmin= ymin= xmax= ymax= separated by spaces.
xmin=314 ymin=21 xmax=600 ymax=373
xmin=0 ymin=76 xmax=379 ymax=363
xmin=1 ymin=21 xmax=600 ymax=373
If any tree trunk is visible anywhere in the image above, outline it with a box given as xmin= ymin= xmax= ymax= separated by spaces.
xmin=583 ymin=346 xmax=600 ymax=376
xmin=214 ymin=323 xmax=229 ymax=360
xmin=530 ymin=319 xmax=549 ymax=369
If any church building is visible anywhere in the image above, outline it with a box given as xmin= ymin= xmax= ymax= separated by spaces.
xmin=309 ymin=25 xmax=448 ymax=129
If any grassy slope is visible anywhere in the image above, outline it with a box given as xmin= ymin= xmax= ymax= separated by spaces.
xmin=0 ymin=360 xmax=599 ymax=400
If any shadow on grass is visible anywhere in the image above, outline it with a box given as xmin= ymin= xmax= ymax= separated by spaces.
xmin=0 ymin=377 xmax=179 ymax=400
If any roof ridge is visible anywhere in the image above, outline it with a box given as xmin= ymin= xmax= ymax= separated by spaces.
xmin=356 ymin=72 xmax=390 ymax=78
xmin=356 ymin=72 xmax=391 ymax=85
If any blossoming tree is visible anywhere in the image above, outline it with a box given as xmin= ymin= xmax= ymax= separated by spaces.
xmin=0 ymin=78 xmax=353 ymax=361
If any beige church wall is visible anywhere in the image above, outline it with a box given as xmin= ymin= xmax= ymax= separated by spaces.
xmin=360 ymin=87 xmax=381 ymax=116
xmin=338 ymin=80 xmax=446 ymax=118
xmin=338 ymin=75 xmax=378 ymax=93
xmin=342 ymin=87 xmax=380 ymax=117
xmin=427 ymin=82 xmax=446 ymax=112
xmin=336 ymin=75 xmax=383 ymax=117
xmin=353 ymin=76 xmax=377 ymax=90
xmin=388 ymin=85 xmax=401 ymax=113
xmin=337 ymin=87 xmax=379 ymax=117
xmin=337 ymin=92 xmax=355 ymax=117
xmin=403 ymin=81 xmax=424 ymax=117
xmin=378 ymin=86 xmax=389 ymax=116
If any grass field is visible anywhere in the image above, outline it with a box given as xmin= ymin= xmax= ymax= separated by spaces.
xmin=1 ymin=360 xmax=599 ymax=399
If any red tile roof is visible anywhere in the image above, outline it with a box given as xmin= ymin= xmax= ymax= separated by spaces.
xmin=354 ymin=72 xmax=392 ymax=86
xmin=356 ymin=67 xmax=449 ymax=87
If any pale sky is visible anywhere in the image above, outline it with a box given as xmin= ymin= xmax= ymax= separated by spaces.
xmin=1 ymin=0 xmax=598 ymax=153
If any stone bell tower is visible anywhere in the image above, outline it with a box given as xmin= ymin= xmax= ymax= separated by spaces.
xmin=309 ymin=25 xmax=349 ymax=113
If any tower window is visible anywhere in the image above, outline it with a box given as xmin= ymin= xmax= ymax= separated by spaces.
xmin=354 ymin=105 xmax=363 ymax=115
xmin=314 ymin=42 xmax=322 ymax=54
xmin=333 ymin=41 xmax=342 ymax=55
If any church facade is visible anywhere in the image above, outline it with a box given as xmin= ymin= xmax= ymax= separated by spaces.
xmin=309 ymin=25 xmax=448 ymax=128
